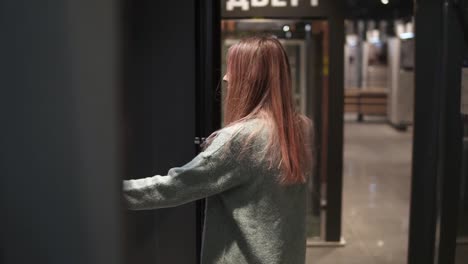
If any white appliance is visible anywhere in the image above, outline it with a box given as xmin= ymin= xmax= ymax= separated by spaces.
xmin=387 ymin=37 xmax=414 ymax=129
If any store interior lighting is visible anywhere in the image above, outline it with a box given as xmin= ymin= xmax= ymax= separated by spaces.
xmin=399 ymin=32 xmax=415 ymax=39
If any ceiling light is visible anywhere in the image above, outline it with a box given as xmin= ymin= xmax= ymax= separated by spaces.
xmin=399 ymin=32 xmax=414 ymax=39
xmin=381 ymin=0 xmax=389 ymax=4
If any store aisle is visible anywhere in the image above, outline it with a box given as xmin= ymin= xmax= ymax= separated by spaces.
xmin=306 ymin=122 xmax=413 ymax=264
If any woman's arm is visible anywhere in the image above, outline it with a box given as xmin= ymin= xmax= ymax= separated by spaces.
xmin=122 ymin=128 xmax=247 ymax=210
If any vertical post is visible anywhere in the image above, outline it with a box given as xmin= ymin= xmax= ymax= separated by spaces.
xmin=408 ymin=0 xmax=463 ymax=263
xmin=196 ymin=0 xmax=222 ymax=138
xmin=408 ymin=1 xmax=442 ymax=262
xmin=325 ymin=0 xmax=345 ymax=242
xmin=435 ymin=1 xmax=463 ymax=263
xmin=195 ymin=0 xmax=221 ymax=262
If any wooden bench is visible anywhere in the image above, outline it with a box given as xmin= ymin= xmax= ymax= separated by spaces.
xmin=345 ymin=88 xmax=388 ymax=121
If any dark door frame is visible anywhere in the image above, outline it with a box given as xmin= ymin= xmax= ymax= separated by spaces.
xmin=218 ymin=0 xmax=345 ymax=243
xmin=408 ymin=0 xmax=464 ymax=263
xmin=195 ymin=0 xmax=222 ymax=263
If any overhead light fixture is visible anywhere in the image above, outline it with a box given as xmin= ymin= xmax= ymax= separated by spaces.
xmin=399 ymin=32 xmax=414 ymax=39
xmin=381 ymin=0 xmax=389 ymax=4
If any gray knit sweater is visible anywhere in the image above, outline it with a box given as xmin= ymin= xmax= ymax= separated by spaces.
xmin=123 ymin=118 xmax=307 ymax=264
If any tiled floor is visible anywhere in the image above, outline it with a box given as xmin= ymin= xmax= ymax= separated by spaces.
xmin=306 ymin=121 xmax=413 ymax=264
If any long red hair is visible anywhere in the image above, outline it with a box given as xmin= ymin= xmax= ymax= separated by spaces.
xmin=223 ymin=35 xmax=312 ymax=185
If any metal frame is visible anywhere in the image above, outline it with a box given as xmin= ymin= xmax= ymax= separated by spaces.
xmin=195 ymin=1 xmax=221 ymax=263
xmin=408 ymin=0 xmax=464 ymax=263
xmin=324 ymin=6 xmax=345 ymax=242
xmin=218 ymin=0 xmax=345 ymax=243
xmin=280 ymin=39 xmax=308 ymax=114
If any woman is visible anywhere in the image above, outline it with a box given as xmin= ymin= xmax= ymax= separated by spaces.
xmin=123 ymin=35 xmax=313 ymax=264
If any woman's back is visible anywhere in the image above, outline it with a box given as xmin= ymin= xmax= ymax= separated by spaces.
xmin=200 ymin=118 xmax=307 ymax=264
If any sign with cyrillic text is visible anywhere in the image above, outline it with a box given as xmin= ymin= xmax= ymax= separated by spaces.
xmin=222 ymin=0 xmax=333 ymax=18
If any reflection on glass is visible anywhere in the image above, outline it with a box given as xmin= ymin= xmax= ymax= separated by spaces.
xmin=221 ymin=19 xmax=327 ymax=241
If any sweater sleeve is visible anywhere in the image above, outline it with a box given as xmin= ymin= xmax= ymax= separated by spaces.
xmin=122 ymin=128 xmax=248 ymax=210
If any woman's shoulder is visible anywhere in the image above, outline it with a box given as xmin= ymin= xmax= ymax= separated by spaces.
xmin=202 ymin=118 xmax=268 ymax=158
xmin=225 ymin=118 xmax=272 ymax=144
xmin=219 ymin=118 xmax=267 ymax=136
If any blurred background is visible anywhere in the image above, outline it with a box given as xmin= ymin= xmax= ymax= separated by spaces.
xmin=1 ymin=0 xmax=467 ymax=264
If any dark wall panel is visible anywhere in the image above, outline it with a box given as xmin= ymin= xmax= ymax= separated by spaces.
xmin=123 ymin=1 xmax=198 ymax=263
xmin=0 ymin=1 xmax=123 ymax=264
